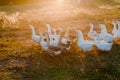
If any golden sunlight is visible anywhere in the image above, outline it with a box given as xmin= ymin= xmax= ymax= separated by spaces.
xmin=1 ymin=0 xmax=120 ymax=80
xmin=56 ymin=0 xmax=64 ymax=3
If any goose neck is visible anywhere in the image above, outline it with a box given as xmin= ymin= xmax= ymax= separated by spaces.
xmin=53 ymin=29 xmax=57 ymax=36
xmin=46 ymin=24 xmax=51 ymax=33
xmin=39 ymin=33 xmax=44 ymax=41
xmin=45 ymin=34 xmax=49 ymax=45
xmin=101 ymin=26 xmax=107 ymax=33
xmin=31 ymin=27 xmax=35 ymax=35
xmin=78 ymin=33 xmax=84 ymax=42
xmin=112 ymin=23 xmax=116 ymax=31
xmin=90 ymin=25 xmax=93 ymax=32
xmin=118 ymin=24 xmax=120 ymax=30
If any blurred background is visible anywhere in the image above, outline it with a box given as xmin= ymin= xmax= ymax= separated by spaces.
xmin=0 ymin=0 xmax=120 ymax=80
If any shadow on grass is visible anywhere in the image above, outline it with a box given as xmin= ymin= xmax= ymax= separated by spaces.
xmin=19 ymin=42 xmax=120 ymax=80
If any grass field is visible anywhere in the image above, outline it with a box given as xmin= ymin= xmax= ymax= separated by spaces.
xmin=0 ymin=0 xmax=120 ymax=80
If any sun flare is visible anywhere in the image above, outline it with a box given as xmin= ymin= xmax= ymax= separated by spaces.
xmin=56 ymin=0 xmax=64 ymax=3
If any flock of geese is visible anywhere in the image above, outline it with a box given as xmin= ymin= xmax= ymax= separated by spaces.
xmin=29 ymin=21 xmax=120 ymax=56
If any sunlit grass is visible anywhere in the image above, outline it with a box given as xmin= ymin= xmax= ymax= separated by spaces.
xmin=0 ymin=0 xmax=120 ymax=80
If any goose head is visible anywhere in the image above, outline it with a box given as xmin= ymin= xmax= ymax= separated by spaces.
xmin=52 ymin=28 xmax=56 ymax=32
xmin=58 ymin=28 xmax=62 ymax=33
xmin=99 ymin=24 xmax=107 ymax=33
xmin=89 ymin=23 xmax=94 ymax=29
xmin=75 ymin=30 xmax=83 ymax=41
xmin=76 ymin=30 xmax=82 ymax=35
xmin=99 ymin=24 xmax=105 ymax=29
xmin=29 ymin=25 xmax=34 ymax=30
xmin=89 ymin=23 xmax=94 ymax=31
xmin=29 ymin=25 xmax=36 ymax=36
xmin=112 ymin=21 xmax=116 ymax=26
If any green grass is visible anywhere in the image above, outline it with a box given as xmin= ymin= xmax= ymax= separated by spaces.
xmin=0 ymin=1 xmax=120 ymax=80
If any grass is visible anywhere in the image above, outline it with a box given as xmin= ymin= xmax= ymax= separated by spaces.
xmin=0 ymin=1 xmax=120 ymax=80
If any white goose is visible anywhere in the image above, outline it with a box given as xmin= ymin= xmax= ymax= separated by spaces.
xmin=116 ymin=21 xmax=120 ymax=38
xmin=45 ymin=24 xmax=58 ymax=47
xmin=29 ymin=25 xmax=40 ymax=43
xmin=40 ymin=33 xmax=62 ymax=56
xmin=99 ymin=24 xmax=114 ymax=42
xmin=94 ymin=35 xmax=113 ymax=51
xmin=39 ymin=31 xmax=49 ymax=50
xmin=76 ymin=30 xmax=94 ymax=52
xmin=87 ymin=23 xmax=98 ymax=39
xmin=46 ymin=25 xmax=62 ymax=47
xmin=40 ymin=33 xmax=61 ymax=56
xmin=49 ymin=34 xmax=60 ymax=47
xmin=61 ymin=26 xmax=73 ymax=45
xmin=61 ymin=26 xmax=73 ymax=51
xmin=52 ymin=28 xmax=62 ymax=42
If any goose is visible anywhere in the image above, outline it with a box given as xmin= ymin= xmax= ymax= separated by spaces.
xmin=99 ymin=24 xmax=114 ymax=42
xmin=52 ymin=28 xmax=62 ymax=41
xmin=49 ymin=34 xmax=60 ymax=47
xmin=39 ymin=30 xmax=49 ymax=50
xmin=61 ymin=26 xmax=73 ymax=51
xmin=116 ymin=21 xmax=120 ymax=38
xmin=29 ymin=25 xmax=40 ymax=43
xmin=61 ymin=26 xmax=71 ymax=44
xmin=56 ymin=28 xmax=72 ymax=51
xmin=76 ymin=30 xmax=94 ymax=52
xmin=41 ymin=33 xmax=62 ymax=56
xmin=48 ymin=28 xmax=62 ymax=47
xmin=87 ymin=23 xmax=98 ymax=39
xmin=46 ymin=24 xmax=63 ymax=47
xmin=94 ymin=35 xmax=113 ymax=51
